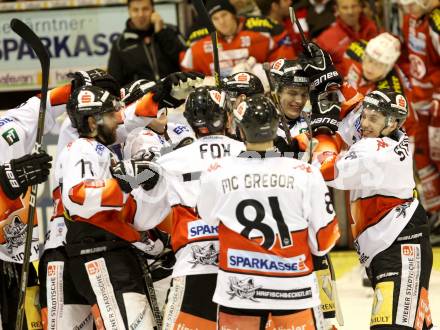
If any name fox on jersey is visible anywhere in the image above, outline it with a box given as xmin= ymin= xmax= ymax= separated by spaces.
xmin=228 ymin=249 xmax=308 ymax=273
xmin=188 ymin=220 xmax=218 ymax=239
xmin=221 ymin=173 xmax=295 ymax=193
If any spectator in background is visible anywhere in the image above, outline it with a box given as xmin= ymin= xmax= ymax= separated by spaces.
xmin=292 ymin=0 xmax=335 ymax=40
xmin=315 ymin=0 xmax=378 ymax=73
xmin=181 ymin=0 xmax=295 ymax=77
xmin=255 ymin=0 xmax=308 ymax=54
xmin=229 ymin=0 xmax=261 ymax=15
xmin=107 ymin=0 xmax=186 ymax=85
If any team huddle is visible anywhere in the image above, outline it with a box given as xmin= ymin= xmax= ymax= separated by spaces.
xmin=0 ymin=0 xmax=439 ymax=329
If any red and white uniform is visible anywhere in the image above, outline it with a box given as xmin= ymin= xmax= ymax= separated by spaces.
xmin=157 ymin=135 xmax=244 ymax=277
xmin=342 ymin=40 xmax=418 ymax=138
xmin=181 ymin=16 xmax=295 ymax=77
xmin=324 ymin=131 xmax=417 ymax=267
xmin=197 ymin=155 xmax=339 ymax=310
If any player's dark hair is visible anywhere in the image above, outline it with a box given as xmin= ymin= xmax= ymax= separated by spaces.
xmin=255 ymin=0 xmax=280 ymax=16
xmin=128 ymin=0 xmax=154 ymax=8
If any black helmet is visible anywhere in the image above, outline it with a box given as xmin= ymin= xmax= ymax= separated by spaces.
xmin=67 ymin=85 xmax=122 ymax=135
xmin=222 ymin=72 xmax=264 ymax=99
xmin=184 ymin=86 xmax=226 ymax=135
xmin=270 ymin=59 xmax=309 ymax=91
xmin=362 ymin=90 xmax=408 ymax=129
xmin=234 ymin=95 xmax=279 ymax=143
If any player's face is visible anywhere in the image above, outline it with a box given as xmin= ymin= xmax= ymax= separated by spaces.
xmin=362 ymin=54 xmax=391 ymax=82
xmin=129 ymin=0 xmax=154 ymax=30
xmin=279 ymin=86 xmax=309 ymax=120
xmin=337 ymin=0 xmax=362 ymax=28
xmin=148 ymin=111 xmax=168 ymax=134
xmin=97 ymin=111 xmax=118 ymax=145
xmin=360 ymin=107 xmax=388 ymax=138
xmin=211 ymin=10 xmax=238 ymax=37
xmin=277 ymin=0 xmax=293 ymax=18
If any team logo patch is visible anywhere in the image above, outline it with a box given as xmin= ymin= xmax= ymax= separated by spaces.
xmin=187 ymin=220 xmax=218 ymax=239
xmin=396 ymin=94 xmax=407 ymax=110
xmin=78 ymin=90 xmax=94 ymax=104
xmin=3 ymin=216 xmax=36 ymax=254
xmin=209 ymin=90 xmax=222 ymax=105
xmin=2 ymin=128 xmax=19 ymax=146
xmin=227 ymin=276 xmax=313 ymax=302
xmin=188 ymin=242 xmax=219 ymax=268
xmin=234 ymin=102 xmax=247 ymax=121
xmin=235 ymin=72 xmax=250 ymax=83
xmin=272 ymin=59 xmax=284 ymax=71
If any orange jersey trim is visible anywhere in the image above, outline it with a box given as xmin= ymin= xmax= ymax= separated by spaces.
xmin=218 ymin=224 xmax=314 ymax=278
xmin=351 ymin=195 xmax=413 ymax=238
xmin=316 ymin=217 xmax=340 ymax=252
xmin=135 ymin=92 xmax=159 ymax=118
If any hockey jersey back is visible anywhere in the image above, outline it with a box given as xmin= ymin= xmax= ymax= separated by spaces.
xmin=157 ymin=135 xmax=244 ymax=277
xmin=197 ymin=154 xmax=339 ymax=310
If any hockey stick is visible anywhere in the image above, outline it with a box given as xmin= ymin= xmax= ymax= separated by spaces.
xmin=192 ymin=0 xmax=221 ymax=87
xmin=10 ymin=18 xmax=50 ymax=330
xmin=262 ymin=62 xmax=293 ymax=145
xmin=289 ymin=8 xmax=345 ymax=326
xmin=136 ymin=252 xmax=163 ymax=329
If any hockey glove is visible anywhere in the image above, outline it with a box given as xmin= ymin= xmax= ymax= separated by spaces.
xmin=121 ymin=79 xmax=156 ymax=106
xmin=111 ymin=159 xmax=160 ymax=193
xmin=299 ymin=43 xmax=342 ymax=97
xmin=310 ymin=91 xmax=341 ymax=135
xmin=0 ymin=151 xmax=52 ymax=200
xmin=152 ymin=72 xmax=204 ymax=108
xmin=68 ymin=68 xmax=120 ymax=97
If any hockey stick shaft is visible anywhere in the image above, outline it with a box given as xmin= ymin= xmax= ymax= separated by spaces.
xmin=11 ymin=18 xmax=50 ymax=330
xmin=326 ymin=254 xmax=344 ymax=326
xmin=262 ymin=62 xmax=293 ymax=145
xmin=289 ymin=7 xmax=311 ymax=56
xmin=136 ymin=253 xmax=163 ymax=329
xmin=193 ymin=0 xmax=221 ymax=87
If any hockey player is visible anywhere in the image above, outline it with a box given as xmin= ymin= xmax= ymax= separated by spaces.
xmin=399 ymin=0 xmax=440 ymax=215
xmin=41 ymin=70 xmax=202 ymax=328
xmin=56 ymin=85 xmax=170 ymax=329
xmin=152 ymin=86 xmax=245 ymax=329
xmin=197 ymin=95 xmax=339 ymax=329
xmin=180 ymin=0 xmax=295 ymax=77
xmin=319 ymin=90 xmax=434 ymax=329
xmin=221 ymin=71 xmax=265 ymax=139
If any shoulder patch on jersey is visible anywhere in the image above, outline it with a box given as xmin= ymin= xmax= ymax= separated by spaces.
xmin=377 ymin=70 xmax=404 ymax=94
xmin=429 ymin=7 xmax=440 ymax=33
xmin=2 ymin=128 xmax=19 ymax=146
xmin=345 ymin=40 xmax=367 ymax=62
xmin=187 ymin=28 xmax=209 ymax=45
xmin=243 ymin=17 xmax=283 ymax=35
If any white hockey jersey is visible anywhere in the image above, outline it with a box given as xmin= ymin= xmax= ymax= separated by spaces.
xmin=197 ymin=154 xmax=339 ymax=310
xmin=276 ymin=117 xmax=309 ymax=140
xmin=0 ymin=90 xmax=67 ymax=262
xmin=123 ymin=122 xmax=195 ymax=161
xmin=157 ymin=135 xmax=245 ymax=277
xmin=56 ymin=138 xmax=169 ymax=241
xmin=325 ymin=131 xmax=416 ymax=267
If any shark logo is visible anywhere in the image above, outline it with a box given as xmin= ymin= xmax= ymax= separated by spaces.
xmin=395 ymin=203 xmax=410 ymax=218
xmin=188 ymin=243 xmax=219 ymax=268
xmin=227 ymin=277 xmax=262 ymax=301
xmin=3 ymin=216 xmax=37 ymax=254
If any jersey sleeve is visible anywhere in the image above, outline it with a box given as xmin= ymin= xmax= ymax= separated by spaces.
xmin=60 ymin=142 xmax=128 ymax=219
xmin=306 ymin=167 xmax=340 ymax=256
xmin=324 ymin=138 xmax=394 ymax=189
xmin=123 ymin=92 xmax=158 ymax=133
xmin=123 ymin=129 xmax=161 ymax=161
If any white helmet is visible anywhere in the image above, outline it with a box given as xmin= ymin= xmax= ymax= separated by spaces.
xmin=398 ymin=0 xmax=431 ymax=9
xmin=365 ymin=33 xmax=401 ymax=66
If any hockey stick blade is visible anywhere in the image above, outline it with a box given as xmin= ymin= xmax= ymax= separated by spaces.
xmin=11 ymin=18 xmax=50 ymax=330
xmin=192 ymin=0 xmax=221 ymax=86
